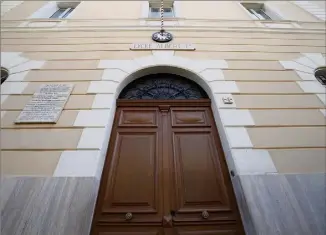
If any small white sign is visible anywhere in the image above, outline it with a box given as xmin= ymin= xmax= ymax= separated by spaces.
xmin=130 ymin=43 xmax=195 ymax=50
xmin=15 ymin=84 xmax=74 ymax=124
xmin=222 ymin=96 xmax=234 ymax=104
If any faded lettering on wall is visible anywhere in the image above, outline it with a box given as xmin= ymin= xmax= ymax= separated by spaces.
xmin=130 ymin=43 xmax=195 ymax=50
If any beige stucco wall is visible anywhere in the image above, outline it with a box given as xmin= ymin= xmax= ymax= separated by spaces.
xmin=1 ymin=0 xmax=323 ymax=21
xmin=178 ymin=1 xmax=251 ymax=20
xmin=1 ymin=0 xmax=325 ymax=176
xmin=1 ymin=1 xmax=46 ymax=20
xmin=70 ymin=1 xmax=143 ymax=19
xmin=313 ymin=0 xmax=326 ymax=9
xmin=265 ymin=1 xmax=320 ymax=21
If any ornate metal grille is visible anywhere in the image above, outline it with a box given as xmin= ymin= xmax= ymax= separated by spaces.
xmin=119 ymin=74 xmax=209 ymax=100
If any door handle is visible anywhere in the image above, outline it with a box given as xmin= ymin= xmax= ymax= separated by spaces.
xmin=162 ymin=210 xmax=176 ymax=227
xmin=162 ymin=214 xmax=173 ymax=227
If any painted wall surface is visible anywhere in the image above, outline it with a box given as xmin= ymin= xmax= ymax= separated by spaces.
xmin=1 ymin=1 xmax=325 ymax=235
xmin=1 ymin=1 xmax=23 ymax=16
xmin=265 ymin=1 xmax=320 ymax=21
xmin=313 ymin=0 xmax=326 ymax=9
xmin=179 ymin=1 xmax=252 ymax=20
xmin=1 ymin=1 xmax=46 ymax=20
xmin=70 ymin=1 xmax=143 ymax=19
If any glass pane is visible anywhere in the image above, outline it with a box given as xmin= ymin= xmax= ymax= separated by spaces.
xmin=150 ymin=8 xmax=160 ymax=18
xmin=256 ymin=9 xmax=271 ymax=20
xmin=50 ymin=9 xmax=66 ymax=18
xmin=249 ymin=9 xmax=261 ymax=20
xmin=62 ymin=8 xmax=74 ymax=18
xmin=164 ymin=8 xmax=174 ymax=17
xmin=150 ymin=7 xmax=174 ymax=18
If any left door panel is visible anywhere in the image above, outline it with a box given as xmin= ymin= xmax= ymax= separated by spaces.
xmin=92 ymin=108 xmax=163 ymax=233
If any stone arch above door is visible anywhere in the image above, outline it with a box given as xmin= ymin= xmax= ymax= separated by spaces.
xmin=92 ymin=53 xmax=257 ymax=233
xmin=93 ymin=52 xmax=256 ymax=185
xmin=95 ymin=51 xmax=230 ymax=100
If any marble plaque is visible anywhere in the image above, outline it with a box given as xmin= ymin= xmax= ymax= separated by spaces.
xmin=15 ymin=84 xmax=74 ymax=124
xmin=130 ymin=43 xmax=195 ymax=50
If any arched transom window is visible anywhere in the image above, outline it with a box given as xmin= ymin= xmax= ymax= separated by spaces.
xmin=119 ymin=73 xmax=209 ymax=100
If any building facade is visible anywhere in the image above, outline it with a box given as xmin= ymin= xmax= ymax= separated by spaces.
xmin=1 ymin=1 xmax=325 ymax=234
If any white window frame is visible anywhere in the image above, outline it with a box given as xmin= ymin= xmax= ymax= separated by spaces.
xmin=50 ymin=7 xmax=74 ymax=19
xmin=248 ymin=8 xmax=271 ymax=20
xmin=141 ymin=1 xmax=180 ymax=18
xmin=29 ymin=1 xmax=78 ymax=19
xmin=239 ymin=2 xmax=282 ymax=20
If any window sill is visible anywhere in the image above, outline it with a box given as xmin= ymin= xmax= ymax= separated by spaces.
xmin=142 ymin=17 xmax=181 ymax=21
xmin=27 ymin=18 xmax=64 ymax=22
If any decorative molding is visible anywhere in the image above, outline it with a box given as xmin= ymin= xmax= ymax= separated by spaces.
xmin=0 ymin=52 xmax=45 ymax=88
xmin=56 ymin=1 xmax=80 ymax=9
xmin=292 ymin=1 xmax=326 ymax=21
xmin=317 ymin=94 xmax=326 ymax=105
xmin=1 ymin=1 xmax=23 ymax=16
xmin=1 ymin=95 xmax=9 ymax=104
xmin=219 ymin=109 xmax=255 ymax=127
xmin=74 ymin=110 xmax=111 ymax=127
xmin=10 ymin=61 xmax=45 ymax=74
xmin=1 ymin=111 xmax=6 ymax=119
xmin=225 ymin=127 xmax=253 ymax=148
xmin=236 ymin=2 xmax=257 ymax=20
xmin=53 ymin=150 xmax=101 ymax=177
xmin=98 ymin=55 xmax=228 ymax=74
xmin=141 ymin=1 xmax=150 ymax=18
xmin=28 ymin=1 xmax=58 ymax=19
xmin=77 ymin=128 xmax=106 ymax=149
xmin=95 ymin=54 xmax=274 ymax=179
xmin=264 ymin=3 xmax=286 ymax=20
xmin=6 ymin=71 xmax=29 ymax=82
xmin=200 ymin=69 xmax=225 ymax=81
xmin=1 ymin=82 xmax=29 ymax=95
xmin=296 ymin=81 xmax=325 ymax=94
xmin=279 ymin=53 xmax=326 ymax=94
xmin=173 ymin=1 xmax=182 ymax=18
xmin=87 ymin=81 xmax=119 ymax=94
xmin=152 ymin=50 xmax=174 ymax=57
xmin=210 ymin=81 xmax=239 ymax=94
xmin=92 ymin=94 xmax=115 ymax=109
xmin=232 ymin=149 xmax=277 ymax=175
xmin=101 ymin=69 xmax=128 ymax=82
xmin=1 ymin=52 xmax=28 ymax=69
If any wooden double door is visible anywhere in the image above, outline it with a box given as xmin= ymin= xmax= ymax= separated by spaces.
xmin=91 ymin=100 xmax=244 ymax=235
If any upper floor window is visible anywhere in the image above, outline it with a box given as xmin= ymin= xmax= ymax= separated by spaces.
xmin=149 ymin=7 xmax=174 ymax=18
xmin=248 ymin=8 xmax=271 ymax=20
xmin=50 ymin=7 xmax=74 ymax=19
xmin=241 ymin=3 xmax=280 ymax=20
xmin=29 ymin=1 xmax=79 ymax=19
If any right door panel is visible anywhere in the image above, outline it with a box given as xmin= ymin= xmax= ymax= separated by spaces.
xmin=169 ymin=108 xmax=238 ymax=225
